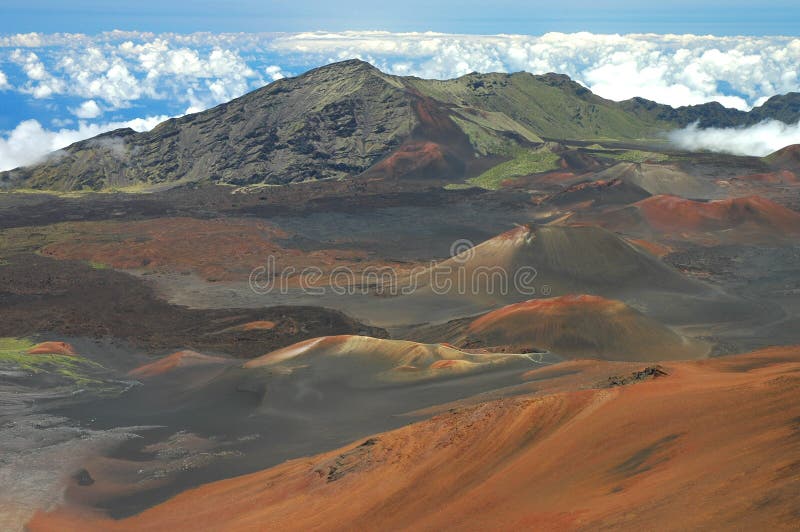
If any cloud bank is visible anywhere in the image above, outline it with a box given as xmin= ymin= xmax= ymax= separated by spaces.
xmin=0 ymin=30 xmax=799 ymax=170
xmin=669 ymin=120 xmax=800 ymax=157
xmin=268 ymin=31 xmax=800 ymax=111
xmin=0 ymin=115 xmax=169 ymax=172
xmin=2 ymin=31 xmax=798 ymax=111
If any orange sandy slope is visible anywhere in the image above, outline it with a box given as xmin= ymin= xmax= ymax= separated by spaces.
xmin=128 ymin=350 xmax=231 ymax=378
xmin=366 ymin=141 xmax=453 ymax=180
xmin=461 ymin=295 xmax=708 ymax=361
xmin=244 ymin=335 xmax=520 ymax=381
xmin=27 ymin=341 xmax=77 ymax=355
xmin=29 ymin=346 xmax=800 ymax=531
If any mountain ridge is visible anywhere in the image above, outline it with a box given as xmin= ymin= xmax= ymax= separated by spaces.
xmin=3 ymin=58 xmax=799 ymax=191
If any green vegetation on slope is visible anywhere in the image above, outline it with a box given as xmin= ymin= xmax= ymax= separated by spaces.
xmin=0 ymin=220 xmax=143 ymax=257
xmin=590 ymin=149 xmax=670 ymax=163
xmin=87 ymin=260 xmax=109 ymax=270
xmin=0 ymin=222 xmax=83 ymax=255
xmin=451 ymin=108 xmax=543 ymax=156
xmin=408 ymin=72 xmax=669 ymax=141
xmin=0 ymin=337 xmax=108 ymax=388
xmin=466 ymin=148 xmax=560 ymax=190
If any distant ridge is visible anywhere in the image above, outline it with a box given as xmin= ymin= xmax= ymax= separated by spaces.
xmin=3 ymin=59 xmax=799 ymax=191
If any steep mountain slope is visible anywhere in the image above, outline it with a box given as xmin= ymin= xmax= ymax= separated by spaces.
xmin=4 ymin=60 xmax=419 ymax=190
xmin=406 ymin=72 xmax=666 ymax=140
xmin=620 ymin=98 xmax=749 ymax=128
xmin=746 ymin=92 xmax=800 ymax=124
xmin=4 ymin=60 xmax=799 ymax=191
xmin=6 ymin=62 xmax=665 ymax=191
xmin=621 ymin=92 xmax=800 ymax=128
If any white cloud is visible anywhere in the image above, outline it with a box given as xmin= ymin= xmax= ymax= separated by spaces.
xmin=0 ymin=115 xmax=170 ymax=172
xmin=50 ymin=117 xmax=74 ymax=128
xmin=2 ymin=31 xmax=798 ymax=112
xmin=117 ymin=41 xmax=259 ymax=109
xmin=10 ymin=49 xmax=66 ymax=99
xmin=0 ymin=32 xmax=45 ymax=48
xmin=581 ymin=51 xmax=750 ymax=110
xmin=69 ymin=100 xmax=102 ymax=119
xmin=265 ymin=65 xmax=286 ymax=81
xmin=0 ymin=70 xmax=9 ymax=90
xmin=668 ymin=120 xmax=800 ymax=157
xmin=86 ymin=63 xmax=143 ymax=107
xmin=269 ymin=31 xmax=800 ymax=110
xmin=2 ymin=38 xmax=260 ymax=111
xmin=11 ymin=50 xmax=48 ymax=80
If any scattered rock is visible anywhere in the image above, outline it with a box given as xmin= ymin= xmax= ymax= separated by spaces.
xmin=604 ymin=366 xmax=668 ymax=387
xmin=316 ymin=438 xmax=382 ymax=483
xmin=73 ymin=468 xmax=94 ymax=486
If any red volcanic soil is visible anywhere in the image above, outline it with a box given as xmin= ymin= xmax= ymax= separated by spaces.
xmin=128 ymin=350 xmax=230 ymax=378
xmin=37 ymin=217 xmax=406 ymax=282
xmin=461 ymin=295 xmax=707 ymax=361
xmin=635 ymin=194 xmax=800 ymax=235
xmin=30 ymin=346 xmax=800 ymax=531
xmin=366 ymin=141 xmax=460 ymax=180
xmin=410 ymin=95 xmax=472 ymax=155
xmin=469 ymin=294 xmax=612 ymax=326
xmin=27 ymin=341 xmax=76 ymax=356
xmin=365 ymin=93 xmax=473 ymax=181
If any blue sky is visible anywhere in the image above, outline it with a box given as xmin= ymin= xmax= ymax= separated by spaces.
xmin=2 ymin=1 xmax=799 ymax=35
xmin=0 ymin=2 xmax=798 ymax=169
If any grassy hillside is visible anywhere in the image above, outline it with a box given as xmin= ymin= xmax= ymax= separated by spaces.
xmin=465 ymin=147 xmax=560 ymax=189
xmin=408 ymin=72 xmax=668 ymax=141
